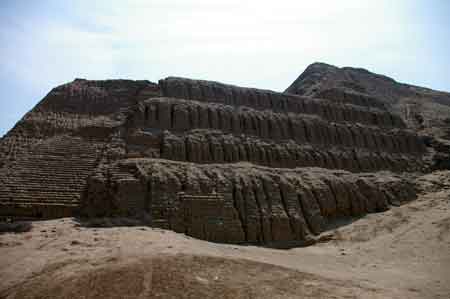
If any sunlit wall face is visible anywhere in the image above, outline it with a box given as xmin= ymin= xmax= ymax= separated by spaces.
xmin=0 ymin=0 xmax=449 ymax=136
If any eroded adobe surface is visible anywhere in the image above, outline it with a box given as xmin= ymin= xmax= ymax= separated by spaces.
xmin=285 ymin=62 xmax=450 ymax=140
xmin=83 ymin=159 xmax=416 ymax=244
xmin=0 ymin=67 xmax=440 ymax=245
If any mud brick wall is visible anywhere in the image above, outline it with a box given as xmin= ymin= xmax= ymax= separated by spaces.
xmin=83 ymin=159 xmax=417 ymax=245
xmin=0 ymin=77 xmax=429 ymax=246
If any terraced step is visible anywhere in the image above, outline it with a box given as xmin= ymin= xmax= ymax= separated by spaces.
xmin=0 ymin=136 xmax=105 ymax=218
xmin=128 ymin=97 xmax=424 ymax=155
xmin=0 ymin=202 xmax=78 ymax=219
xmin=159 ymin=77 xmax=405 ymax=128
xmin=126 ymin=129 xmax=422 ymax=173
xmin=0 ymin=187 xmax=83 ymax=195
xmin=0 ymin=202 xmax=79 ymax=207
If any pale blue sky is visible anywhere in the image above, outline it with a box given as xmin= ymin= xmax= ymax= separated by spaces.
xmin=1 ymin=0 xmax=449 ymax=137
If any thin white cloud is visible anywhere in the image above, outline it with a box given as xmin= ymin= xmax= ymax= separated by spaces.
xmin=1 ymin=0 xmax=419 ymax=90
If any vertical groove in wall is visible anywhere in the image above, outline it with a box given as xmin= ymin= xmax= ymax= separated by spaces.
xmin=232 ymin=181 xmax=247 ymax=242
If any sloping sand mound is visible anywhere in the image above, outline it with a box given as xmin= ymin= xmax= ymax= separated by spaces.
xmin=3 ymin=254 xmax=382 ymax=299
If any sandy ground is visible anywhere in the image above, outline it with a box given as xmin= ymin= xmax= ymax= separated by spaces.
xmin=0 ymin=173 xmax=449 ymax=298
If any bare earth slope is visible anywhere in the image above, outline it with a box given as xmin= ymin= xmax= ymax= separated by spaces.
xmin=285 ymin=62 xmax=450 ymax=140
xmin=1 ymin=172 xmax=449 ymax=299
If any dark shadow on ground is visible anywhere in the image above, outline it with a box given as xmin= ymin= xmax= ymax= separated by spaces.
xmin=260 ymin=216 xmax=365 ymax=249
xmin=74 ymin=214 xmax=152 ymax=228
xmin=0 ymin=220 xmax=32 ymax=234
xmin=73 ymin=214 xmax=369 ymax=249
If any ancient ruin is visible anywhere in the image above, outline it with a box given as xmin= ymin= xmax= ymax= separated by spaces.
xmin=1 ymin=63 xmax=449 ymax=245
